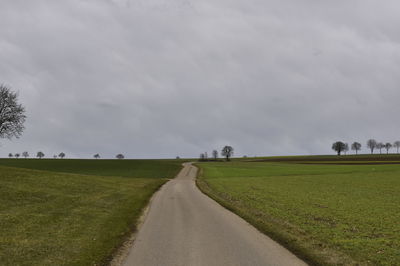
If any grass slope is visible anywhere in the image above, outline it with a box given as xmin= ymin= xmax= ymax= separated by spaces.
xmin=0 ymin=159 xmax=182 ymax=266
xmin=197 ymin=158 xmax=400 ymax=265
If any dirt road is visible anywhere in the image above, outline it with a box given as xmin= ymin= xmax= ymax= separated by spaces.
xmin=122 ymin=163 xmax=306 ymax=266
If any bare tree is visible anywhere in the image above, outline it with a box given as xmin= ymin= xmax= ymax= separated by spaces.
xmin=0 ymin=85 xmax=26 ymax=139
xmin=116 ymin=154 xmax=124 ymax=159
xmin=367 ymin=139 xmax=377 ymax=154
xmin=212 ymin=150 xmax=218 ymax=160
xmin=94 ymin=154 xmax=100 ymax=159
xmin=344 ymin=143 xmax=349 ymax=155
xmin=384 ymin=143 xmax=392 ymax=154
xmin=14 ymin=153 xmax=20 ymax=158
xmin=58 ymin=152 xmax=66 ymax=159
xmin=221 ymin=146 xmax=234 ymax=161
xmin=351 ymin=142 xmax=362 ymax=155
xmin=394 ymin=141 xmax=400 ymax=154
xmin=199 ymin=153 xmax=206 ymax=161
xmin=22 ymin=151 xmax=29 ymax=158
xmin=8 ymin=153 xmax=13 ymax=158
xmin=37 ymin=151 xmax=45 ymax=159
xmin=376 ymin=142 xmax=384 ymax=154
xmin=332 ymin=141 xmax=346 ymax=156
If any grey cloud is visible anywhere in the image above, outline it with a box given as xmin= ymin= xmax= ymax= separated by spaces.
xmin=1 ymin=0 xmax=400 ymax=158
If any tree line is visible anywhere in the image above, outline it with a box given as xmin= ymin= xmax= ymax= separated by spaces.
xmin=8 ymin=151 xmax=47 ymax=159
xmin=199 ymin=146 xmax=234 ymax=161
xmin=7 ymin=152 xmax=127 ymax=159
xmin=8 ymin=152 xmax=66 ymax=159
xmin=332 ymin=139 xmax=400 ymax=156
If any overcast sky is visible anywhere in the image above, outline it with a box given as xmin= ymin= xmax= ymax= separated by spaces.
xmin=1 ymin=0 xmax=400 ymax=159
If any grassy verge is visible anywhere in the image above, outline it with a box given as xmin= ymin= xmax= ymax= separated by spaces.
xmin=0 ymin=159 xmax=182 ymax=266
xmin=196 ymin=159 xmax=400 ymax=265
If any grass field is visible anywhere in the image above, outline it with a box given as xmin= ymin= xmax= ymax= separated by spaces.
xmin=243 ymin=154 xmax=400 ymax=163
xmin=0 ymin=159 xmax=183 ymax=178
xmin=0 ymin=159 xmax=183 ymax=266
xmin=197 ymin=156 xmax=400 ymax=265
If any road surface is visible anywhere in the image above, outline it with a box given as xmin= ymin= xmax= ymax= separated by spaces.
xmin=122 ymin=163 xmax=307 ymax=266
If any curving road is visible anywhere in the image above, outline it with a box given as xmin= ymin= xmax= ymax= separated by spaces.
xmin=122 ymin=163 xmax=307 ymax=266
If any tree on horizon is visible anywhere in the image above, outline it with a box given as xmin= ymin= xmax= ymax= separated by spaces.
xmin=351 ymin=142 xmax=362 ymax=155
xmin=384 ymin=143 xmax=392 ymax=154
xmin=376 ymin=142 xmax=384 ymax=154
xmin=199 ymin=153 xmax=206 ymax=161
xmin=344 ymin=143 xmax=349 ymax=155
xmin=393 ymin=140 xmax=400 ymax=154
xmin=221 ymin=146 xmax=234 ymax=161
xmin=394 ymin=141 xmax=400 ymax=154
xmin=332 ymin=141 xmax=346 ymax=156
xmin=367 ymin=139 xmax=377 ymax=154
xmin=212 ymin=150 xmax=218 ymax=160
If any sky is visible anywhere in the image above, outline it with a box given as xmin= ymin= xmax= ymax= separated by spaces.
xmin=1 ymin=0 xmax=400 ymax=159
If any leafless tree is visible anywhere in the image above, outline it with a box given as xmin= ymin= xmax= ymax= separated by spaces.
xmin=376 ymin=142 xmax=384 ymax=154
xmin=351 ymin=142 xmax=361 ymax=155
xmin=58 ymin=152 xmax=65 ymax=159
xmin=199 ymin=153 xmax=206 ymax=161
xmin=384 ymin=143 xmax=392 ymax=154
xmin=344 ymin=143 xmax=349 ymax=155
xmin=367 ymin=139 xmax=377 ymax=154
xmin=394 ymin=141 xmax=400 ymax=154
xmin=22 ymin=151 xmax=29 ymax=158
xmin=332 ymin=141 xmax=346 ymax=156
xmin=0 ymin=85 xmax=26 ymax=139
xmin=94 ymin=154 xmax=100 ymax=159
xmin=221 ymin=146 xmax=234 ymax=161
xmin=212 ymin=150 xmax=218 ymax=160
xmin=14 ymin=153 xmax=20 ymax=158
xmin=37 ymin=151 xmax=44 ymax=159
xmin=116 ymin=154 xmax=124 ymax=159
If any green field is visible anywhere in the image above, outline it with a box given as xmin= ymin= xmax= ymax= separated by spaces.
xmin=197 ymin=157 xmax=400 ymax=265
xmin=0 ymin=159 xmax=183 ymax=178
xmin=242 ymin=154 xmax=400 ymax=163
xmin=0 ymin=159 xmax=183 ymax=266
